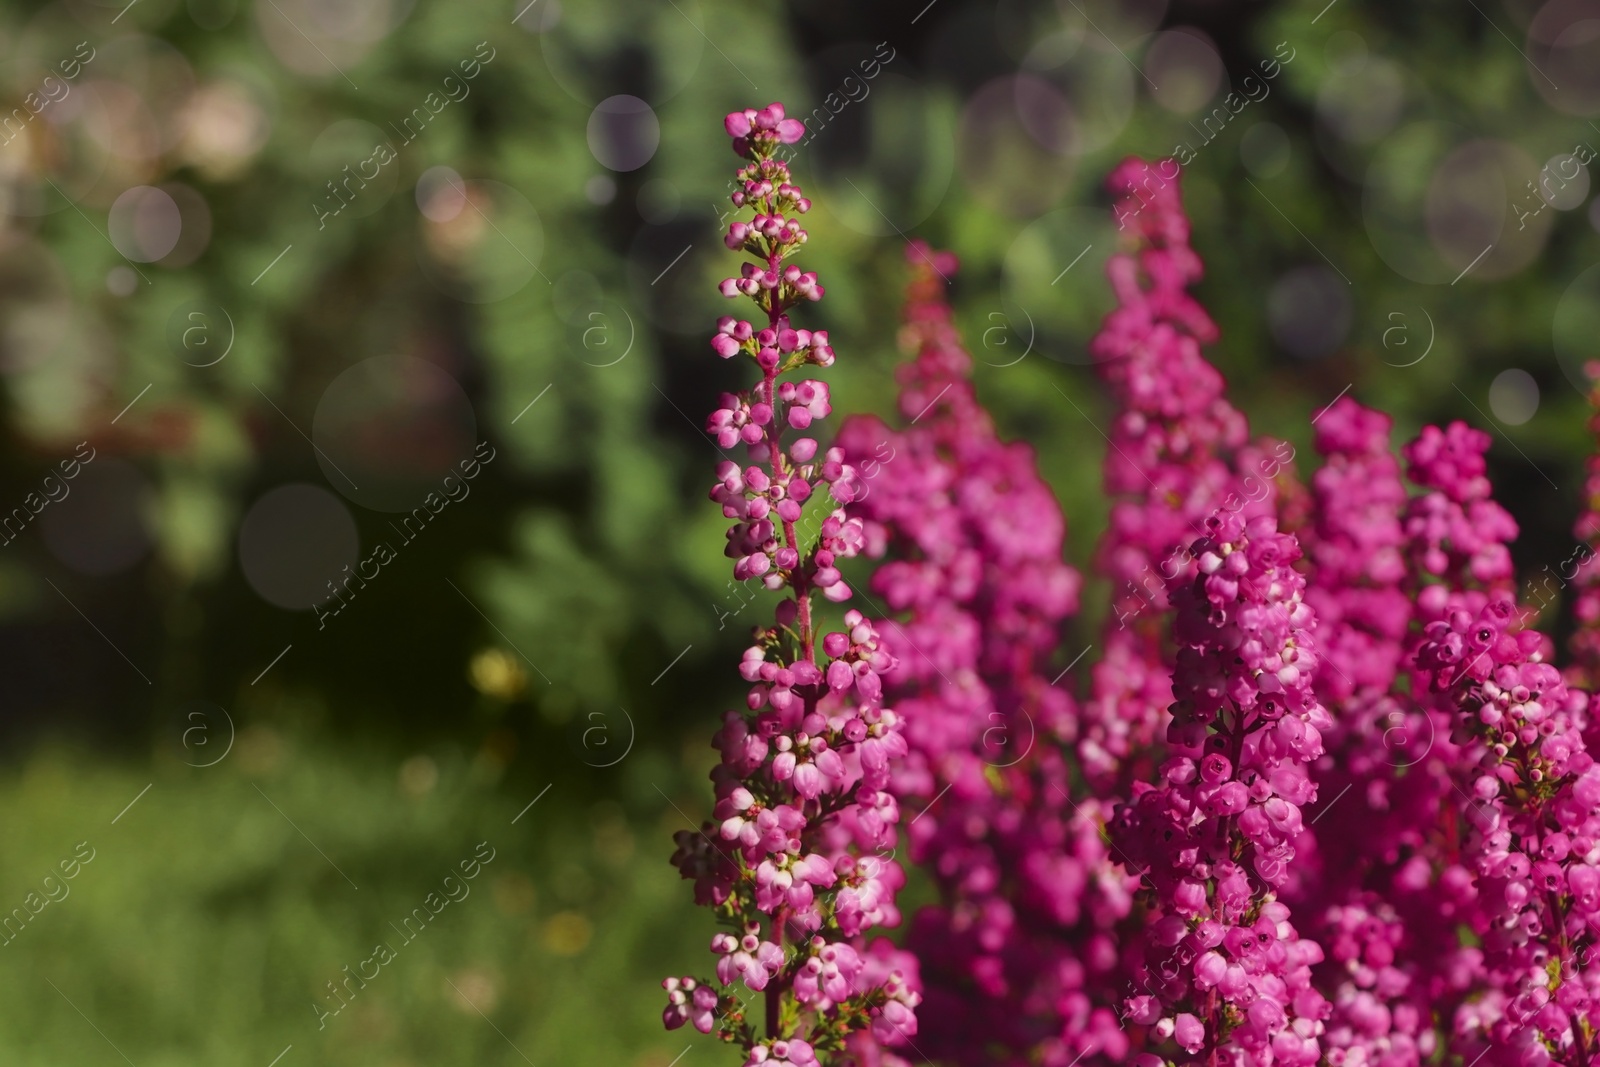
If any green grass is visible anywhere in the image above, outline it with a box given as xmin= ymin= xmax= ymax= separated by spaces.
xmin=0 ymin=732 xmax=718 ymax=1067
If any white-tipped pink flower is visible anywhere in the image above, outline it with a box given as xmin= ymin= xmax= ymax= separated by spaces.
xmin=668 ymin=102 xmax=917 ymax=1063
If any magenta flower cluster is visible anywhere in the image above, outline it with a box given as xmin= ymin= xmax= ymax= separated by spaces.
xmin=837 ymin=244 xmax=1118 ymax=1067
xmin=1415 ymin=600 xmax=1600 ymax=1065
xmin=1114 ymin=510 xmax=1332 ymax=1067
xmin=664 ymin=107 xmax=1600 ymax=1067
xmin=1566 ymin=366 xmax=1600 ymax=693
xmin=664 ymin=102 xmax=919 ymax=1067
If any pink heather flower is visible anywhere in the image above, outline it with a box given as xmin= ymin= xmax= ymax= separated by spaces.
xmin=671 ymin=136 xmax=1600 ymax=1067
xmin=1077 ymin=158 xmax=1292 ymax=798
xmin=780 ymin=379 xmax=830 ymax=430
xmin=1296 ymin=406 xmax=1580 ymax=1067
xmin=1416 ymin=599 xmax=1600 ymax=1061
xmin=1112 ymin=512 xmax=1331 ymax=1066
xmin=725 ymin=103 xmax=805 ymax=159
xmin=665 ymin=103 xmax=916 ymax=1061
xmin=1303 ymin=398 xmax=1412 ymax=706
xmin=1567 ymin=362 xmax=1600 ymax=693
xmin=1285 ymin=399 xmax=1452 ymax=1067
xmin=661 ymin=976 xmax=720 ymax=1034
xmin=1172 ymin=1013 xmax=1205 ymax=1053
xmin=837 ymin=244 xmax=1114 ymax=1065
xmin=1402 ymin=421 xmax=1518 ymax=604
xmin=744 ymin=1038 xmax=819 ymax=1067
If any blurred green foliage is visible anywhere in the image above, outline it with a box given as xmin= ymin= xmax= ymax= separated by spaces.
xmin=0 ymin=738 xmax=709 ymax=1066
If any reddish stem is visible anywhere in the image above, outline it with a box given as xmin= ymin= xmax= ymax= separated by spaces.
xmin=766 ymin=906 xmax=786 ymax=1038
xmin=755 ymin=162 xmax=813 ymax=1045
xmin=759 ymin=234 xmax=814 ymax=665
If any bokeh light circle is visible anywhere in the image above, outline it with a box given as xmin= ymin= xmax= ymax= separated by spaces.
xmin=1316 ymin=57 xmax=1404 ymax=146
xmin=77 ymin=35 xmax=197 ymax=162
xmin=1489 ymin=368 xmax=1540 ymax=424
xmin=82 ymin=81 xmax=163 ymax=168
xmin=177 ymin=80 xmax=271 ymax=179
xmin=1539 ymin=152 xmax=1591 ymax=209
xmin=1011 ymin=73 xmax=1076 ymax=156
xmin=108 ymin=186 xmax=182 ymax=262
xmin=1145 ymin=28 xmax=1224 ymax=115
xmin=1020 ymin=31 xmax=1135 ymax=156
xmin=158 ymin=183 xmax=212 ymax=266
xmin=238 ymin=484 xmax=360 ymax=610
xmin=1363 ymin=122 xmax=1549 ymax=285
xmin=958 ymin=75 xmax=1075 ymax=217
xmin=1324 ymin=29 xmax=1368 ymax=71
xmin=254 ymin=0 xmax=408 ymax=80
xmin=416 ymin=166 xmax=466 ymax=222
xmin=1267 ymin=265 xmax=1352 ymax=360
xmin=309 ymin=119 xmax=400 ymax=222
xmin=106 ymin=268 xmax=139 ymax=297
xmin=311 ymin=355 xmax=478 ymax=513
xmin=1424 ymin=139 xmax=1549 ymax=282
xmin=1529 ymin=0 xmax=1600 ymax=114
xmin=586 ymin=95 xmax=660 ymax=172
xmin=636 ymin=178 xmax=680 ymax=223
xmin=416 ymin=179 xmax=545 ymax=303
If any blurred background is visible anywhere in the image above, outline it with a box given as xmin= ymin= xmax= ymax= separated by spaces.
xmin=0 ymin=0 xmax=1597 ymax=1062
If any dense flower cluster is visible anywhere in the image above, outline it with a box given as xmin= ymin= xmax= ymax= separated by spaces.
xmin=1076 ymin=158 xmax=1294 ymax=797
xmin=1417 ymin=600 xmax=1600 ymax=1066
xmin=664 ymin=102 xmax=920 ymax=1065
xmin=1569 ymin=364 xmax=1600 ymax=697
xmin=1292 ymin=399 xmax=1437 ymax=1067
xmin=1301 ymin=399 xmax=1411 ymax=708
xmin=1113 ymin=512 xmax=1332 ymax=1067
xmin=837 ymin=244 xmax=1126 ymax=1067
xmin=1402 ymin=421 xmax=1518 ymax=613
xmin=665 ymin=131 xmax=1600 ymax=1067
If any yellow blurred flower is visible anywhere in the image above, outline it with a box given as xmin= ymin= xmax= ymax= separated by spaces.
xmin=469 ymin=647 xmax=526 ymax=700
xmin=542 ymin=911 xmax=591 ymax=957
